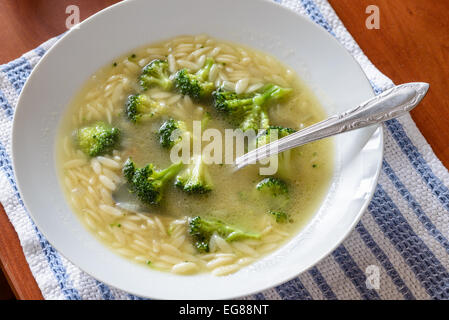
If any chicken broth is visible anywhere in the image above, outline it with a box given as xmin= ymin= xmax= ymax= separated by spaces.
xmin=56 ymin=35 xmax=333 ymax=275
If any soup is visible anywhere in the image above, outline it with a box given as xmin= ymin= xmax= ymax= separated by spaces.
xmin=56 ymin=35 xmax=333 ymax=276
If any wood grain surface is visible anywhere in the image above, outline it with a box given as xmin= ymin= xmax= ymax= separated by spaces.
xmin=330 ymin=0 xmax=449 ymax=168
xmin=0 ymin=0 xmax=447 ymax=299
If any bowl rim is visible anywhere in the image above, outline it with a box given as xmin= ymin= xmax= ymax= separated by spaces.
xmin=11 ymin=0 xmax=384 ymax=299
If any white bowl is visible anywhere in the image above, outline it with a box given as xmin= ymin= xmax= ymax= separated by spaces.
xmin=12 ymin=0 xmax=382 ymax=299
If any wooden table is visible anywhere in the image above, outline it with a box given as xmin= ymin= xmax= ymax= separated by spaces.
xmin=0 ymin=0 xmax=447 ymax=300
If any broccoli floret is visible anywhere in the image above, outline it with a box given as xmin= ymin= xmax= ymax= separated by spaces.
xmin=174 ymin=113 xmax=212 ymax=194
xmin=256 ymin=177 xmax=288 ymax=196
xmin=256 ymin=177 xmax=291 ymax=222
xmin=123 ymin=159 xmax=183 ymax=205
xmin=188 ymin=216 xmax=261 ymax=253
xmin=158 ymin=118 xmax=187 ymax=149
xmin=174 ymin=58 xmax=215 ymax=101
xmin=268 ymin=210 xmax=290 ymax=224
xmin=213 ymin=84 xmax=292 ymax=132
xmin=256 ymin=125 xmax=296 ymax=179
xmin=139 ymin=59 xmax=173 ymax=91
xmin=256 ymin=177 xmax=289 ymax=210
xmin=125 ymin=94 xmax=164 ymax=123
xmin=175 ymin=154 xmax=213 ymax=194
xmin=77 ymin=122 xmax=120 ymax=157
xmin=256 ymin=125 xmax=296 ymax=146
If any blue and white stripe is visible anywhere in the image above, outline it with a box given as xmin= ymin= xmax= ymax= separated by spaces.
xmin=0 ymin=0 xmax=448 ymax=299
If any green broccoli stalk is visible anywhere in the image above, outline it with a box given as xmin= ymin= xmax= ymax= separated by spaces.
xmin=174 ymin=58 xmax=215 ymax=101
xmin=256 ymin=126 xmax=296 ymax=179
xmin=175 ymin=154 xmax=213 ymax=194
xmin=125 ymin=93 xmax=164 ymax=123
xmin=77 ymin=122 xmax=120 ymax=157
xmin=213 ymin=84 xmax=292 ymax=132
xmin=188 ymin=216 xmax=261 ymax=253
xmin=139 ymin=59 xmax=173 ymax=91
xmin=268 ymin=210 xmax=290 ymax=224
xmin=123 ymin=159 xmax=183 ymax=205
xmin=158 ymin=118 xmax=188 ymax=149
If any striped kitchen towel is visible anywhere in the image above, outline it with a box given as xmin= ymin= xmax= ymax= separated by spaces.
xmin=1 ymin=0 xmax=448 ymax=300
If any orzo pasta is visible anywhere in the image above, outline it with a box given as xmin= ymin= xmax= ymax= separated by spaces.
xmin=56 ymin=35 xmax=333 ymax=275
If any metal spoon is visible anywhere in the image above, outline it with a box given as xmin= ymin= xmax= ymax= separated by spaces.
xmin=234 ymin=82 xmax=429 ymax=170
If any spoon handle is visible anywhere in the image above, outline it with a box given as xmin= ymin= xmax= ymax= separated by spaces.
xmin=235 ymin=82 xmax=429 ymax=169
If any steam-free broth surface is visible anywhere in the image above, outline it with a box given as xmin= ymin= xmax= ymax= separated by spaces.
xmin=57 ymin=35 xmax=333 ymax=275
